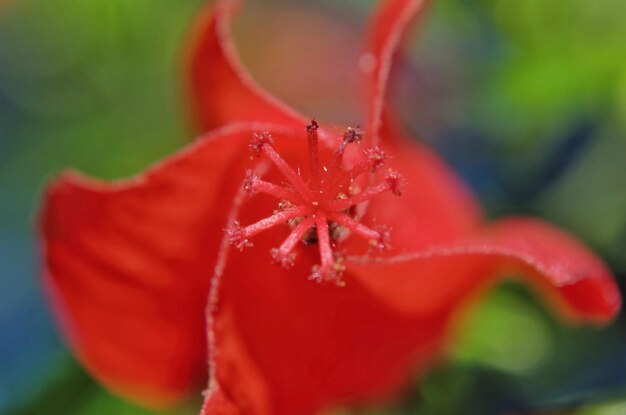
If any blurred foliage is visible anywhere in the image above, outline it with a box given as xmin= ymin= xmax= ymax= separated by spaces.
xmin=1 ymin=0 xmax=625 ymax=414
xmin=476 ymin=0 xmax=626 ymax=145
xmin=0 ymin=0 xmax=201 ymax=188
xmin=451 ymin=284 xmax=554 ymax=375
xmin=397 ymin=0 xmax=626 ymax=224
xmin=6 ymin=358 xmax=198 ymax=415
xmin=0 ymin=0 xmax=202 ymax=411
xmin=340 ymin=284 xmax=626 ymax=415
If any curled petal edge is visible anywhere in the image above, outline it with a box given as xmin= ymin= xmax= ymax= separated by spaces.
xmin=185 ymin=0 xmax=306 ymax=133
xmin=349 ymin=217 xmax=621 ymax=324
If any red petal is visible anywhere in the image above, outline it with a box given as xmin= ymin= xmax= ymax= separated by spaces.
xmin=351 ymin=217 xmax=621 ymax=323
xmin=360 ymin=0 xmax=481 ymax=247
xmin=201 ymin=192 xmax=448 ymax=415
xmin=203 ymin=203 xmax=619 ymax=414
xmin=363 ymin=0 xmax=430 ymax=143
xmin=40 ymin=123 xmax=299 ymax=407
xmin=362 ymin=116 xmax=482 ymax=251
xmin=200 ymin=386 xmax=246 ymax=415
xmin=185 ymin=0 xmax=306 ymax=133
xmin=196 ymin=115 xmax=482 ymax=415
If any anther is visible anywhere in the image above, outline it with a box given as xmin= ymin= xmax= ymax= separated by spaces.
xmin=249 ymin=132 xmax=274 ymax=157
xmin=324 ymin=126 xmax=366 ymax=190
xmin=309 ymin=259 xmax=346 ymax=286
xmin=271 ymin=248 xmax=296 ymax=269
xmin=343 ymin=126 xmax=364 ymax=145
xmin=370 ymin=224 xmax=392 ymax=252
xmin=277 ymin=200 xmax=295 ymax=211
xmin=306 ymin=119 xmax=319 ymax=134
xmin=226 ymin=221 xmax=253 ymax=251
xmin=243 ymin=170 xmax=258 ymax=194
xmin=364 ymin=147 xmax=388 ymax=172
xmin=384 ymin=170 xmax=406 ymax=196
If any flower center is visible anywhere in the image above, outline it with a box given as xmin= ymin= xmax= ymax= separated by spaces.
xmin=227 ymin=120 xmax=405 ymax=286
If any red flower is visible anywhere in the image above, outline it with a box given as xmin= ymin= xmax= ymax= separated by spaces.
xmin=40 ymin=0 xmax=620 ymax=414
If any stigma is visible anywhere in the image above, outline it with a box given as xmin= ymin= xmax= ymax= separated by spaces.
xmin=227 ymin=121 xmax=404 ymax=286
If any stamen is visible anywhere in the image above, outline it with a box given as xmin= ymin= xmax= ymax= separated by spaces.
xmin=249 ymin=132 xmax=274 ymax=156
xmin=323 ymin=126 xmax=366 ymax=192
xmin=261 ymin=142 xmax=312 ymax=201
xmin=326 ymin=212 xmax=380 ymax=243
xmin=371 ymin=224 xmax=392 ymax=252
xmin=331 ymin=126 xmax=364 ymax=170
xmin=306 ymin=120 xmax=321 ymax=190
xmin=325 ymin=170 xmax=405 ymax=211
xmin=315 ymin=214 xmax=334 ymax=270
xmin=326 ymin=146 xmax=388 ymax=193
xmin=244 ymin=169 xmax=302 ymax=203
xmin=228 ymin=205 xmax=312 ymax=250
xmin=310 ymin=260 xmax=346 ymax=287
xmin=384 ymin=169 xmax=406 ymax=196
xmin=364 ymin=147 xmax=388 ymax=172
xmin=310 ymin=213 xmax=344 ymax=284
xmin=270 ymin=217 xmax=315 ymax=268
xmin=343 ymin=126 xmax=365 ymax=145
xmin=233 ymin=124 xmax=403 ymax=285
xmin=225 ymin=220 xmax=252 ymax=251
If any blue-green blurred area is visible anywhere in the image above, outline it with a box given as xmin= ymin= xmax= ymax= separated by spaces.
xmin=0 ymin=0 xmax=203 ymax=412
xmin=0 ymin=0 xmax=625 ymax=414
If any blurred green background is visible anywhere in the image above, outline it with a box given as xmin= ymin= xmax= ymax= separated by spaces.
xmin=1 ymin=0 xmax=625 ymax=414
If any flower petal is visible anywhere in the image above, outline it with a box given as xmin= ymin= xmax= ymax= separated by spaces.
xmin=40 ymin=122 xmax=300 ymax=407
xmin=200 ymin=387 xmax=244 ymax=414
xmin=350 ymin=217 xmax=621 ymax=323
xmin=185 ymin=0 xmax=306 ymax=133
xmin=363 ymin=0 xmax=430 ymax=143
xmin=359 ymin=0 xmax=481 ymax=247
xmin=202 ymin=201 xmax=619 ymax=414
xmin=202 ymin=192 xmax=449 ymax=415
xmin=206 ymin=252 xmax=447 ymax=415
xmin=362 ymin=116 xmax=482 ymax=251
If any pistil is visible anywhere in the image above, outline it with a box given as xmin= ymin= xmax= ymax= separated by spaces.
xmin=306 ymin=120 xmax=321 ymax=191
xmin=228 ymin=122 xmax=404 ymax=285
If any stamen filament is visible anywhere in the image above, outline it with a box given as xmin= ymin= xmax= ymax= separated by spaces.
xmin=327 ymin=142 xmax=349 ymax=180
xmin=326 ymin=181 xmax=391 ymax=211
xmin=326 ymin=212 xmax=379 ymax=241
xmin=326 ymin=158 xmax=374 ymax=194
xmin=322 ymin=127 xmax=365 ymax=193
xmin=307 ymin=121 xmax=321 ymax=191
xmin=315 ymin=213 xmax=335 ymax=273
xmin=262 ymin=144 xmax=312 ymax=201
xmin=243 ymin=205 xmax=312 ymax=239
xmin=250 ymin=177 xmax=302 ymax=203
xmin=239 ymin=125 xmax=400 ymax=284
xmin=272 ymin=217 xmax=315 ymax=267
